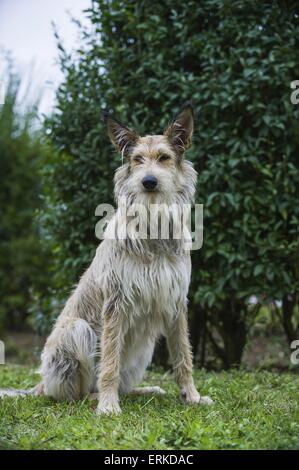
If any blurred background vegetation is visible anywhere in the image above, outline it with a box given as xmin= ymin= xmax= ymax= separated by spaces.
xmin=1 ymin=0 xmax=299 ymax=370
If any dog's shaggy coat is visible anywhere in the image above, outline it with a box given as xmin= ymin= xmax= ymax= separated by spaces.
xmin=1 ymin=105 xmax=212 ymax=413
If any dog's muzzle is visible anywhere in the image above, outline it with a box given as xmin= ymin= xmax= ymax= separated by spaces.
xmin=142 ymin=175 xmax=158 ymax=191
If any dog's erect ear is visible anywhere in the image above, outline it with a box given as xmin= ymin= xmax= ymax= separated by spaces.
xmin=164 ymin=103 xmax=194 ymax=155
xmin=103 ymin=112 xmax=138 ymax=158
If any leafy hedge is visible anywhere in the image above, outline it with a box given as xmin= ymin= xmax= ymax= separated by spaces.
xmin=0 ymin=66 xmax=51 ymax=333
xmin=43 ymin=0 xmax=299 ymax=367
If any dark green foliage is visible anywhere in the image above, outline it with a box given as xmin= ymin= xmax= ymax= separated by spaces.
xmin=0 ymin=67 xmax=51 ymax=332
xmin=44 ymin=0 xmax=299 ymax=365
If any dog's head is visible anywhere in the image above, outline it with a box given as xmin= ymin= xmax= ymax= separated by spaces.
xmin=104 ymin=104 xmax=197 ymax=205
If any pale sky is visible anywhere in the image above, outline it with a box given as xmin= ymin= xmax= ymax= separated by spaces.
xmin=0 ymin=0 xmax=91 ymax=115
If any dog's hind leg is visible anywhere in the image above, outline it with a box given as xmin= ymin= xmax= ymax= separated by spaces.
xmin=89 ymin=384 xmax=166 ymax=400
xmin=130 ymin=386 xmax=166 ymax=395
xmin=0 ymin=373 xmax=45 ymax=399
xmin=119 ymin=336 xmax=162 ymax=396
xmin=41 ymin=319 xmax=97 ymax=401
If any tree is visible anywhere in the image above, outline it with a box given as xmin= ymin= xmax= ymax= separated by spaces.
xmin=0 ymin=63 xmax=51 ymax=332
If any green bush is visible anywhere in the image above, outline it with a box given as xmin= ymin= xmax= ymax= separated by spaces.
xmin=43 ymin=0 xmax=299 ymax=366
xmin=0 ymin=64 xmax=51 ymax=333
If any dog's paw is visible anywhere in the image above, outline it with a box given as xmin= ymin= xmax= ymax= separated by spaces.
xmin=180 ymin=384 xmax=214 ymax=406
xmin=130 ymin=386 xmax=166 ymax=396
xmin=151 ymin=386 xmax=166 ymax=395
xmin=180 ymin=386 xmax=200 ymax=404
xmin=96 ymin=400 xmax=122 ymax=416
xmin=199 ymin=395 xmax=214 ymax=405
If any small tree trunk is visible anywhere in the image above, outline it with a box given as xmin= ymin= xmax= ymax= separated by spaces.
xmin=153 ymin=336 xmax=168 ymax=368
xmin=199 ymin=309 xmax=207 ymax=366
xmin=222 ymin=317 xmax=247 ymax=368
xmin=190 ymin=305 xmax=207 ymax=367
xmin=282 ymin=294 xmax=296 ymax=344
xmin=210 ymin=301 xmax=247 ymax=369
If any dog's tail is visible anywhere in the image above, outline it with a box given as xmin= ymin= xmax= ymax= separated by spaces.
xmin=0 ymin=382 xmax=44 ymax=398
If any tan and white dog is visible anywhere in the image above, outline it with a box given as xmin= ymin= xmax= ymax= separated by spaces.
xmin=1 ymin=104 xmax=213 ymax=414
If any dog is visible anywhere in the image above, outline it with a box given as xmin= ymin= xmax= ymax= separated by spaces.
xmin=1 ymin=103 xmax=213 ymax=414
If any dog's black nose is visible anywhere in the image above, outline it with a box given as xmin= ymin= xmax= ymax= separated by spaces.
xmin=142 ymin=175 xmax=158 ymax=190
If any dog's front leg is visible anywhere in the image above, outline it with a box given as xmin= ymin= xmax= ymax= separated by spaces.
xmin=166 ymin=306 xmax=213 ymax=406
xmin=96 ymin=311 xmax=123 ymax=415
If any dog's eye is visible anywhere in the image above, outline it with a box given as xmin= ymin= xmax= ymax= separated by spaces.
xmin=158 ymin=154 xmax=171 ymax=162
xmin=132 ymin=155 xmax=144 ymax=164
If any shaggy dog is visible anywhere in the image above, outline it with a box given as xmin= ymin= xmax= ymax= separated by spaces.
xmin=1 ymin=104 xmax=213 ymax=414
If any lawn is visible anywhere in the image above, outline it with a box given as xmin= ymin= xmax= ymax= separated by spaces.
xmin=0 ymin=365 xmax=298 ymax=450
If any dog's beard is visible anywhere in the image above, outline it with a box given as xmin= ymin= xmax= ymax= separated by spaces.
xmin=135 ymin=190 xmax=168 ymax=206
xmin=124 ymin=186 xmax=176 ymax=208
xmin=114 ymin=192 xmax=187 ymax=242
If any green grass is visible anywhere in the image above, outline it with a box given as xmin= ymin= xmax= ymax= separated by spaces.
xmin=0 ymin=365 xmax=298 ymax=450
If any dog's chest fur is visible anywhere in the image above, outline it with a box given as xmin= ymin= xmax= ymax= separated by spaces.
xmin=94 ymin=238 xmax=191 ymax=323
xmin=123 ymin=251 xmax=190 ymax=318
